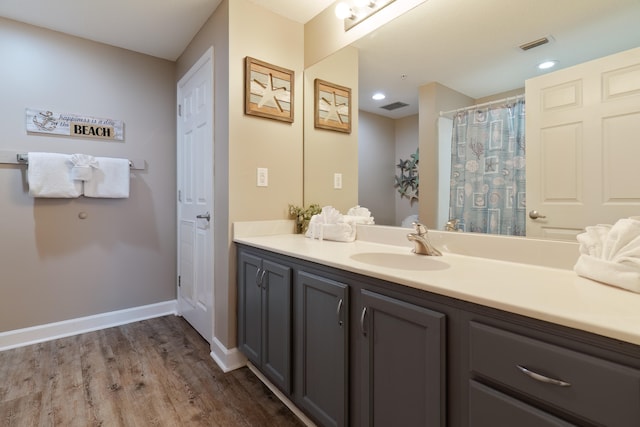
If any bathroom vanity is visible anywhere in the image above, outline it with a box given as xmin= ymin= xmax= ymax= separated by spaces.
xmin=235 ymin=225 xmax=640 ymax=427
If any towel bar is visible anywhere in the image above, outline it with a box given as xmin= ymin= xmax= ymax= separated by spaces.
xmin=7 ymin=153 xmax=144 ymax=170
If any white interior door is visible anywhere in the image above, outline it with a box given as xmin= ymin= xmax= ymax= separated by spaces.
xmin=177 ymin=47 xmax=214 ymax=342
xmin=526 ymin=47 xmax=640 ymax=240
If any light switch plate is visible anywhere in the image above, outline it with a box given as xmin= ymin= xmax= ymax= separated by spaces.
xmin=257 ymin=168 xmax=268 ymax=187
xmin=334 ymin=173 xmax=342 ymax=189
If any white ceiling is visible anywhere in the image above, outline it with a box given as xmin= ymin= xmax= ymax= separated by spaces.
xmin=354 ymin=0 xmax=640 ymax=118
xmin=1 ymin=0 xmax=639 ymax=119
xmin=0 ymin=0 xmax=333 ymax=61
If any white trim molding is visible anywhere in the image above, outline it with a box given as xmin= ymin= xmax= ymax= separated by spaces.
xmin=210 ymin=336 xmax=247 ymax=372
xmin=247 ymin=363 xmax=317 ymax=427
xmin=0 ymin=300 xmax=177 ymax=351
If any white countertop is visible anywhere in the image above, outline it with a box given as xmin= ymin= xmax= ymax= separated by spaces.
xmin=234 ymin=226 xmax=640 ymax=347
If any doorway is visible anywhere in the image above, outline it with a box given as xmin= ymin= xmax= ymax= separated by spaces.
xmin=176 ymin=47 xmax=214 ymax=342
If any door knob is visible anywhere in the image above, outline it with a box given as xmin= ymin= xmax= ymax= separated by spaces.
xmin=196 ymin=212 xmax=211 ymax=222
xmin=528 ymin=210 xmax=547 ymax=220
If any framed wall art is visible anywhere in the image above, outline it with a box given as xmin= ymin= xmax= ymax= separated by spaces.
xmin=245 ymin=57 xmax=294 ymax=123
xmin=314 ymin=79 xmax=351 ymax=134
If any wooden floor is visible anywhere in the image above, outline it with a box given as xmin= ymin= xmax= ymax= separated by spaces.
xmin=0 ymin=315 xmax=305 ymax=426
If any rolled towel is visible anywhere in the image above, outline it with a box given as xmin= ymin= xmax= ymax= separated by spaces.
xmin=344 ymin=205 xmax=375 ymax=225
xmin=305 ymin=206 xmax=356 ymax=242
xmin=306 ymin=222 xmax=356 ymax=242
xmin=318 ymin=206 xmax=343 ymax=224
xmin=574 ymin=217 xmax=640 ymax=293
xmin=577 ymin=224 xmax=612 ymax=258
xmin=27 ymin=152 xmax=82 ymax=198
xmin=69 ymin=153 xmax=98 ymax=181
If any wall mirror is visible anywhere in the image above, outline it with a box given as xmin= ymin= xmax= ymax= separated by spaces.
xmin=303 ymin=0 xmax=640 ymax=238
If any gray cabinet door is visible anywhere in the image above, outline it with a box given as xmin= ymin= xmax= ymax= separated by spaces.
xmin=237 ymin=251 xmax=263 ymax=366
xmin=360 ymin=289 xmax=446 ymax=427
xmin=262 ymin=259 xmax=292 ymax=394
xmin=237 ymin=249 xmax=292 ymax=394
xmin=295 ymin=271 xmax=348 ymax=427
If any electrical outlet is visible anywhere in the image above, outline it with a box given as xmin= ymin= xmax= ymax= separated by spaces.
xmin=257 ymin=168 xmax=268 ymax=187
xmin=334 ymin=173 xmax=342 ymax=189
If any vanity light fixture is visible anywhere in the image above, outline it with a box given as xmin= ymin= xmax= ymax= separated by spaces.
xmin=335 ymin=0 xmax=396 ymax=31
xmin=334 ymin=2 xmax=356 ymax=20
xmin=372 ymin=92 xmax=386 ymax=100
xmin=537 ymin=60 xmax=558 ymax=70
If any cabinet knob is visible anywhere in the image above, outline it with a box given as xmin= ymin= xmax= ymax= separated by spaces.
xmin=337 ymin=299 xmax=344 ymax=327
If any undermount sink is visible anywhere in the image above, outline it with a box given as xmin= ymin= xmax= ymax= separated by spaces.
xmin=350 ymin=252 xmax=450 ymax=271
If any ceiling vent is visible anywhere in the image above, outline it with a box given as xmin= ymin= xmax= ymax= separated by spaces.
xmin=381 ymin=101 xmax=409 ymax=111
xmin=519 ymin=36 xmax=550 ymax=51
xmin=519 ymin=37 xmax=549 ymax=51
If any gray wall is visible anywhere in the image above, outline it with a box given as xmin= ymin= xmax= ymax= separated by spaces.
xmin=394 ymin=115 xmax=420 ymax=226
xmin=358 ymin=111 xmax=419 ymax=226
xmin=0 ymin=17 xmax=177 ymax=331
xmin=358 ymin=111 xmax=395 ymax=225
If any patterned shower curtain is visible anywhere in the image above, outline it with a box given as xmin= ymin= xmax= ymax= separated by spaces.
xmin=448 ymin=99 xmax=526 ymax=236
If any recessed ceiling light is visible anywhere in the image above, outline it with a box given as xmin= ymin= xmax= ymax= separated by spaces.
xmin=538 ymin=60 xmax=558 ymax=70
xmin=372 ymin=92 xmax=386 ymax=100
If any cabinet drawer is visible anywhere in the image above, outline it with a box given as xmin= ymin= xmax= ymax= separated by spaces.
xmin=469 ymin=380 xmax=575 ymax=427
xmin=469 ymin=322 xmax=640 ymax=427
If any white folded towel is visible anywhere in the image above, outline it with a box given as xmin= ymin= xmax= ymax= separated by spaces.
xmin=83 ymin=157 xmax=130 ymax=198
xmin=574 ymin=218 xmax=640 ymax=293
xmin=27 ymin=152 xmax=82 ymax=198
xmin=305 ymin=206 xmax=357 ymax=242
xmin=344 ymin=205 xmax=375 ymax=225
xmin=69 ymin=153 xmax=98 ymax=181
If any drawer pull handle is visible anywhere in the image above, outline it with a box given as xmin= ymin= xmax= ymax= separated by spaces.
xmin=517 ymin=365 xmax=571 ymax=387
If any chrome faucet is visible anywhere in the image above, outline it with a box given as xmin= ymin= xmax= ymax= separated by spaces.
xmin=445 ymin=218 xmax=459 ymax=232
xmin=407 ymin=222 xmax=442 ymax=256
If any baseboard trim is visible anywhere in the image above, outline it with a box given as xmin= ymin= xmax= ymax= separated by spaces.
xmin=210 ymin=336 xmax=247 ymax=372
xmin=0 ymin=300 xmax=178 ymax=351
xmin=247 ymin=362 xmax=317 ymax=427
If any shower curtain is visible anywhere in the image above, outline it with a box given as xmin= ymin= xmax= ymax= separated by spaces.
xmin=448 ymin=99 xmax=526 ymax=236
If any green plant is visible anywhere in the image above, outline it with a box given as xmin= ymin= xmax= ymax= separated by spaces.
xmin=288 ymin=203 xmax=322 ymax=234
xmin=395 ymin=147 xmax=419 ymax=203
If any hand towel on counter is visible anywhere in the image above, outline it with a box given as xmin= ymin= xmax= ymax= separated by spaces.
xmin=27 ymin=152 xmax=82 ymax=198
xmin=69 ymin=153 xmax=98 ymax=181
xmin=83 ymin=157 xmax=130 ymax=198
xmin=305 ymin=206 xmax=357 ymax=242
xmin=574 ymin=217 xmax=640 ymax=293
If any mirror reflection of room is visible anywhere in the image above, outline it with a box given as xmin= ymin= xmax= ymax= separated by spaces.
xmin=315 ymin=0 xmax=640 ymax=238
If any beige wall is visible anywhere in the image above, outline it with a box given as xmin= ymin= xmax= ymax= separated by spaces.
xmin=304 ymin=46 xmax=359 ymax=213
xmin=176 ymin=0 xmax=304 ymax=349
xmin=0 ymin=18 xmax=177 ymax=332
xmin=229 ymin=0 xmax=304 ymax=223
xmin=418 ymin=83 xmax=473 ymax=229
